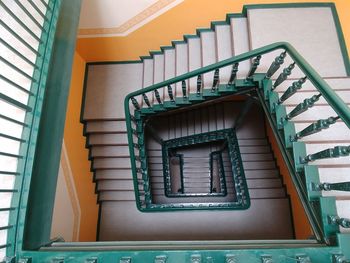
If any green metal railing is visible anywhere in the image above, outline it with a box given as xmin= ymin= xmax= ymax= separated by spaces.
xmin=0 ymin=0 xmax=62 ymax=260
xmin=125 ymin=42 xmax=350 ymax=244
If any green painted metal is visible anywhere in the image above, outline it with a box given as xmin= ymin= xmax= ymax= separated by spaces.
xmin=5 ymin=0 xmax=62 ymax=258
xmin=23 ymin=0 xmax=82 ymax=250
xmin=293 ymin=116 xmax=340 ymax=142
xmin=285 ymin=94 xmax=322 ymax=121
xmin=272 ymin=62 xmax=295 ymax=89
xmin=3 ymin=2 xmax=350 ymax=261
xmin=278 ymin=76 xmax=307 ymax=104
xmin=301 ymin=145 xmax=350 ymax=164
xmin=246 ymin=55 xmax=261 ymax=80
xmin=265 ymin=51 xmax=287 ymax=79
xmin=228 ymin=62 xmax=239 ymax=85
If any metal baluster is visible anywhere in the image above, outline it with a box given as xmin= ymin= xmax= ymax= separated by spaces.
xmin=211 ymin=68 xmax=220 ymax=92
xmin=328 ymin=215 xmax=350 ymax=228
xmin=167 ymin=85 xmax=175 ymax=102
xmin=333 ymin=254 xmax=350 ymax=263
xmin=285 ymin=94 xmax=322 ymax=121
xmin=131 ymin=97 xmax=140 ymax=110
xmin=313 ymin=181 xmax=350 ymax=192
xmin=246 ymin=55 xmax=262 ymax=80
xmin=265 ymin=51 xmax=287 ymax=79
xmin=292 ymin=116 xmax=340 ymax=141
xmin=273 ymin=62 xmax=296 ymax=89
xmin=301 ymin=145 xmax=350 ymax=164
xmin=196 ymin=74 xmax=202 ymax=96
xmin=154 ymin=89 xmax=162 ymax=104
xmin=228 ymin=62 xmax=239 ymax=85
xmin=182 ymin=80 xmax=187 ymax=98
xmin=278 ymin=76 xmax=307 ymax=104
xmin=142 ymin=94 xmax=151 ymax=107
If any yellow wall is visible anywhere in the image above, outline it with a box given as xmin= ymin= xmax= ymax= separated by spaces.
xmin=66 ymin=0 xmax=350 ymax=240
xmin=266 ymin=123 xmax=313 ymax=239
xmin=76 ymin=0 xmax=350 ymax=62
xmin=63 ymin=52 xmax=98 ymax=241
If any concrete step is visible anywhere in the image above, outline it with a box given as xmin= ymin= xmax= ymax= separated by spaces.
xmin=153 ymin=54 xmax=165 ymax=101
xmin=163 ymin=48 xmax=175 ymax=101
xmin=274 ymin=77 xmax=350 ymax=93
xmin=97 ymin=187 xmax=287 ymax=202
xmin=230 ymin=17 xmax=250 ymax=78
xmin=188 ymin=37 xmax=201 ymax=93
xmin=87 ymin=133 xmax=128 ymax=146
xmin=85 ymin=120 xmax=126 ymax=134
xmin=247 ymin=6 xmax=347 ymax=78
xmin=336 ymin=200 xmax=350 ymax=233
xmin=318 ymin=167 xmax=350 ymax=199
xmin=200 ymin=31 xmax=217 ymax=88
xmin=215 ymin=24 xmax=233 ymax=83
xmin=82 ymin=62 xmax=143 ymax=120
xmin=94 ymin=169 xmax=133 ymax=180
xmin=305 ymin=143 xmax=350 ymax=167
xmin=175 ymin=43 xmax=189 ymax=96
xmin=98 ymin=199 xmax=293 ymax=240
xmin=93 ymin=157 xmax=131 ymax=170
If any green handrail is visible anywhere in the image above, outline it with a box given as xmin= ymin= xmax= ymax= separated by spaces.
xmin=125 ymin=42 xmax=350 ymax=128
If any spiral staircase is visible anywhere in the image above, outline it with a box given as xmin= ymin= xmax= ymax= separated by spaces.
xmin=1 ymin=1 xmax=350 ymax=262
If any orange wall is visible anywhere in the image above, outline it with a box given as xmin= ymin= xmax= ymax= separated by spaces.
xmin=76 ymin=0 xmax=350 ymax=62
xmin=63 ymin=52 xmax=98 ymax=241
xmin=266 ymin=123 xmax=313 ymax=239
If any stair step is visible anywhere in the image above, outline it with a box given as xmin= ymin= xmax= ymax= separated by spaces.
xmin=336 ymin=200 xmax=350 ymax=233
xmin=94 ymin=169 xmax=133 ymax=180
xmin=200 ymin=31 xmax=217 ymax=88
xmin=274 ymin=77 xmax=350 ymax=93
xmin=97 ymin=187 xmax=286 ymax=202
xmin=175 ymin=43 xmax=189 ymax=96
xmin=318 ymin=168 xmax=350 ymax=198
xmin=147 ymin=168 xmax=279 ymax=180
xmin=305 ymin=143 xmax=350 ymax=167
xmin=87 ymin=133 xmax=128 ymax=146
xmin=93 ymin=157 xmax=131 ymax=169
xmin=146 ymin=160 xmax=276 ymax=171
xmin=153 ymin=54 xmax=165 ymax=102
xmin=82 ymin=62 xmax=143 ymax=120
xmin=188 ymin=37 xmax=201 ymax=94
xmin=98 ymin=198 xmax=293 ymax=240
xmin=215 ymin=24 xmax=233 ymax=83
xmin=91 ymin=146 xmax=130 ymax=157
xmin=247 ymin=6 xmax=347 ymax=78
xmin=163 ymin=48 xmax=175 ymax=101
xmin=285 ymin=105 xmax=338 ymax=122
xmin=85 ymin=120 xmax=126 ymax=133
xmin=277 ymin=90 xmax=350 ymax=106
xmin=295 ymin=122 xmax=350 ymax=143
xmin=148 ymin=178 xmax=282 ymax=190
xmin=230 ymin=17 xmax=250 ymax=78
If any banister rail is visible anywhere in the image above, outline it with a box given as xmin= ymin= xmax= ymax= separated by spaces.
xmin=124 ymin=41 xmax=350 ymax=243
xmin=125 ymin=41 xmax=350 ymax=131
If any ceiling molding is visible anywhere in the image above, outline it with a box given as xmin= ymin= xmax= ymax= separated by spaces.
xmin=78 ymin=0 xmax=183 ymax=38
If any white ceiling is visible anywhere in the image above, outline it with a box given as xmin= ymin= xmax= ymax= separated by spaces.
xmin=78 ymin=0 xmax=183 ymax=38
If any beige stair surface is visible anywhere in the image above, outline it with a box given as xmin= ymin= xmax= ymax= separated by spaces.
xmin=98 ymin=199 xmax=294 ymax=241
xmin=247 ymin=7 xmax=348 ymax=78
xmin=83 ymin=63 xmax=143 ymax=120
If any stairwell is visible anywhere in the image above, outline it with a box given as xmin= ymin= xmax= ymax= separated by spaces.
xmin=80 ymin=3 xmax=350 ymax=243
xmin=2 ymin=0 xmax=350 ymax=262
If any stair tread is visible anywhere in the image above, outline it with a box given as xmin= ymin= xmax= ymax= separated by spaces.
xmin=215 ymin=24 xmax=233 ymax=83
xmin=247 ymin=6 xmax=347 ymax=78
xmin=83 ymin=63 xmax=143 ymax=120
xmin=230 ymin=17 xmax=250 ymax=78
xmin=98 ymin=199 xmax=294 ymax=240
